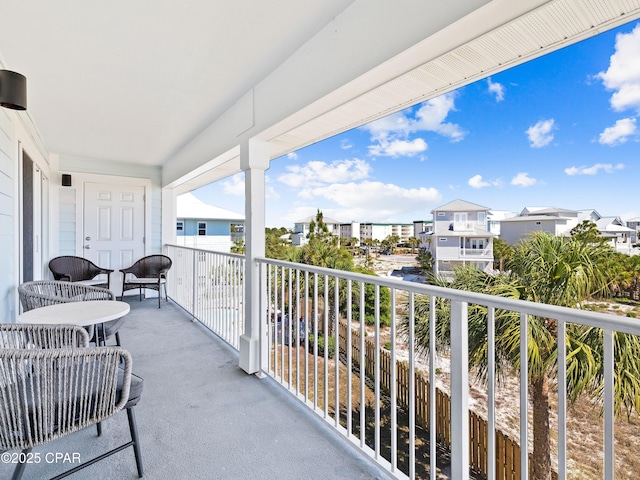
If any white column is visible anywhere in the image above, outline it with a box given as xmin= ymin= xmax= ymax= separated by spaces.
xmin=239 ymin=139 xmax=269 ymax=374
xmin=161 ymin=187 xmax=177 ymax=250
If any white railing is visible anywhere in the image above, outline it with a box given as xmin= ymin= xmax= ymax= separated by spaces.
xmin=165 ymin=245 xmax=244 ymax=349
xmin=166 ymin=246 xmax=639 ymax=480
xmin=256 ymin=257 xmax=640 ymax=480
xmin=460 ymin=246 xmax=492 ymax=257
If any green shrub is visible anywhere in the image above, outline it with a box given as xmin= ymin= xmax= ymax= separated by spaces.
xmin=626 ymin=312 xmax=637 ymax=318
xmin=307 ymin=334 xmax=335 ymax=359
xmin=384 ymin=341 xmax=391 ymax=350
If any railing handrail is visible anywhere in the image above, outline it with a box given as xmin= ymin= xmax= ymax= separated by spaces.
xmin=256 ymin=256 xmax=640 ymax=335
xmin=165 ymin=243 xmax=246 ymax=260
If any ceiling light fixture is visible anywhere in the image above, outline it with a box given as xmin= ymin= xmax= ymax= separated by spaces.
xmin=0 ymin=70 xmax=27 ymax=110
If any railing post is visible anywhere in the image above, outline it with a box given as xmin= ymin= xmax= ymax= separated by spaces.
xmin=450 ymin=299 xmax=469 ymax=480
xmin=192 ymin=249 xmax=198 ymax=321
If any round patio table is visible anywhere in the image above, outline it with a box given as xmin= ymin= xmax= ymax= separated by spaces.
xmin=18 ymin=300 xmax=130 ymax=345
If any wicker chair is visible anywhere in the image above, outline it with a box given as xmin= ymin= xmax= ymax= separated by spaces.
xmin=0 ymin=323 xmax=143 ymax=480
xmin=48 ymin=255 xmax=114 ymax=290
xmin=18 ymin=280 xmax=124 ymax=346
xmin=120 ymin=254 xmax=172 ymax=308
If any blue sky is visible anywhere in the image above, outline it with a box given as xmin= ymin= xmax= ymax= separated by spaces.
xmin=194 ymin=20 xmax=640 ymax=228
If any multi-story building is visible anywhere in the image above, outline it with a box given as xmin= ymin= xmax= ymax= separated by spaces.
xmin=500 ymin=207 xmax=634 ymax=252
xmin=339 ymin=222 xmax=414 ymax=245
xmin=291 ymin=215 xmax=342 ymax=246
xmin=426 ymin=199 xmax=494 ymax=275
xmin=414 ymin=220 xmax=433 ymax=248
xmin=627 ymin=218 xmax=640 ymax=244
xmin=486 ymin=210 xmax=517 ymax=236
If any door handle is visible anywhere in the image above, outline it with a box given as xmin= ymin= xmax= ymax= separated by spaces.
xmin=84 ymin=245 xmax=91 ymax=249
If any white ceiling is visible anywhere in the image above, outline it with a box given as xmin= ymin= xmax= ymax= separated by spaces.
xmin=1 ymin=0 xmax=640 ymax=189
xmin=0 ymin=0 xmax=353 ymax=165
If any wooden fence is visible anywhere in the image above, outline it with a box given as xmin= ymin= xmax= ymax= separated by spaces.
xmin=338 ymin=321 xmax=557 ymax=480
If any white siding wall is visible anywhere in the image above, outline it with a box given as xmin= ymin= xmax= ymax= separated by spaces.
xmin=58 ymin=187 xmax=76 ymax=254
xmin=0 ymin=107 xmax=16 ymax=321
xmin=500 ymin=219 xmax=558 ymax=245
xmin=57 ymin=155 xmax=163 ymax=254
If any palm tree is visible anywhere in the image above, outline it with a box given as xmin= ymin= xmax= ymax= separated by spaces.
xmin=407 ymin=232 xmax=640 ymax=480
xmin=492 ymin=237 xmax=512 ymax=271
xmin=408 ymin=236 xmax=421 ymax=255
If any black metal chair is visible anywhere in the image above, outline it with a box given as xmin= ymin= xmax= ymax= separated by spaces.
xmin=120 ymin=255 xmax=172 ymax=308
xmin=48 ymin=255 xmax=114 ymax=290
xmin=0 ymin=324 xmax=144 ymax=480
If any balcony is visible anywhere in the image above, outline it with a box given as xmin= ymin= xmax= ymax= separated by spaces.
xmin=8 ymin=245 xmax=639 ymax=480
xmin=0 ymin=295 xmax=391 ymax=480
xmin=162 ymin=245 xmax=640 ymax=479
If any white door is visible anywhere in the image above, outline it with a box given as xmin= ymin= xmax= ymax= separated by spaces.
xmin=83 ymin=182 xmax=146 ymax=294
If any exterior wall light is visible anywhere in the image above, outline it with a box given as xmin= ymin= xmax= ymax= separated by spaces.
xmin=0 ymin=70 xmax=27 ymax=110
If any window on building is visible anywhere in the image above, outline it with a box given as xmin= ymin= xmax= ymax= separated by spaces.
xmin=198 ymin=222 xmax=207 ymax=236
xmin=478 ymin=212 xmax=486 ymax=225
xmin=176 ymin=221 xmax=184 ymax=232
xmin=454 ymin=213 xmax=467 ymax=228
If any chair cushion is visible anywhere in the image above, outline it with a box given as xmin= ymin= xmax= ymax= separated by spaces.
xmin=126 ymin=278 xmax=166 ymax=285
xmin=118 ymin=369 xmax=144 ymax=409
xmin=76 ymin=279 xmax=108 ymax=287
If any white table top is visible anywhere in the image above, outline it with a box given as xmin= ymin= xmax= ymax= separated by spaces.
xmin=18 ymin=300 xmax=130 ymax=326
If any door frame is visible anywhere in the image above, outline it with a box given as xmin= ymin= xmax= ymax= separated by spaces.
xmin=16 ymin=136 xmax=51 ymax=285
xmin=71 ymin=173 xmax=152 ymax=260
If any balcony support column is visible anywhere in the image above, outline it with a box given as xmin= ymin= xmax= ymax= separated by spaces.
xmin=450 ymin=300 xmax=469 ymax=480
xmin=239 ymin=139 xmax=269 ymax=374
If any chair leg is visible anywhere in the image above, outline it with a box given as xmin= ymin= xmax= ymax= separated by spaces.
xmin=127 ymin=408 xmax=144 ymax=478
xmin=139 ymin=287 xmax=143 ymax=302
xmin=115 ymin=331 xmax=122 ymax=346
xmin=97 ymin=421 xmax=102 ymax=437
xmin=11 ymin=448 xmax=31 ymax=480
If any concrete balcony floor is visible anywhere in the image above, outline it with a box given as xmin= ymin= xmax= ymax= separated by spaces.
xmin=3 ymin=298 xmax=392 ymax=480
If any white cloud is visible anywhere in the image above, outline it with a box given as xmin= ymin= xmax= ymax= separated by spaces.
xmin=525 ymin=119 xmax=555 ymax=148
xmin=365 ymin=112 xmax=413 ymax=140
xmin=363 ymin=92 xmax=465 ymax=157
xmin=487 ymin=78 xmax=505 ymax=102
xmin=564 ymin=163 xmax=625 ymax=175
xmin=413 ymin=95 xmax=466 ymax=142
xmin=287 ymin=152 xmax=298 ymax=160
xmin=277 ymin=158 xmax=370 ymax=188
xmin=222 ymin=172 xmax=279 ymax=199
xmin=598 ymin=117 xmax=637 ymax=145
xmin=303 ymin=181 xmax=441 ymax=218
xmin=597 ymin=23 xmax=640 ymax=112
xmin=340 ymin=139 xmax=353 ymax=150
xmin=511 ymin=172 xmax=537 ymax=187
xmin=468 ymin=174 xmax=502 ymax=189
xmin=221 ymin=173 xmax=244 ymax=196
xmin=368 ymin=138 xmax=427 ymax=157
xmin=279 ymin=181 xmax=442 ymax=224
